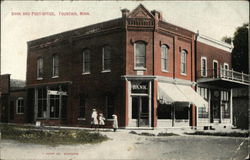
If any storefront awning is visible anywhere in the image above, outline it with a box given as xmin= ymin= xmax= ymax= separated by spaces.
xmin=158 ymin=82 xmax=208 ymax=108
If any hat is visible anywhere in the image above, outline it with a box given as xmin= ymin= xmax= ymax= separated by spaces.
xmin=93 ymin=108 xmax=96 ymax=111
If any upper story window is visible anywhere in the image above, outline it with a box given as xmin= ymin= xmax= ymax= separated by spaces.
xmin=223 ymin=63 xmax=229 ymax=77
xmin=82 ymin=49 xmax=91 ymax=74
xmin=16 ymin=97 xmax=24 ymax=114
xmin=161 ymin=45 xmax=169 ymax=72
xmin=201 ymin=57 xmax=207 ymax=77
xmin=180 ymin=50 xmax=187 ymax=74
xmin=37 ymin=57 xmax=43 ymax=79
xmin=52 ymin=54 xmax=59 ymax=77
xmin=135 ymin=41 xmax=146 ymax=70
xmin=213 ymin=60 xmax=218 ymax=78
xmin=102 ymin=46 xmax=111 ymax=72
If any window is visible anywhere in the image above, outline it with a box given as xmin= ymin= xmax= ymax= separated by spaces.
xmin=198 ymin=107 xmax=208 ymax=118
xmin=82 ymin=49 xmax=91 ymax=74
xmin=16 ymin=97 xmax=24 ymax=114
xmin=79 ymin=94 xmax=86 ymax=119
xmin=52 ymin=54 xmax=59 ymax=77
xmin=135 ymin=42 xmax=146 ymax=69
xmin=37 ymin=57 xmax=43 ymax=79
xmin=201 ymin=57 xmax=207 ymax=77
xmin=221 ymin=91 xmax=230 ymax=118
xmin=198 ymin=87 xmax=208 ymax=100
xmin=157 ymin=104 xmax=171 ymax=119
xmin=213 ymin=60 xmax=218 ymax=78
xmin=161 ymin=45 xmax=169 ymax=72
xmin=37 ymin=88 xmax=47 ymax=118
xmin=106 ymin=95 xmax=114 ymax=119
xmin=49 ymin=86 xmax=59 ymax=119
xmin=181 ymin=50 xmax=187 ymax=74
xmin=223 ymin=63 xmax=229 ymax=77
xmin=102 ymin=46 xmax=111 ymax=72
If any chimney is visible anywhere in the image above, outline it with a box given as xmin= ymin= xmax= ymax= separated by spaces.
xmin=151 ymin=10 xmax=162 ymax=21
xmin=121 ymin=8 xmax=130 ymax=18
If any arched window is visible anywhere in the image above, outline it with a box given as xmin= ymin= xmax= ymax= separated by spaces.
xmin=135 ymin=41 xmax=146 ymax=69
xmin=161 ymin=45 xmax=169 ymax=72
xmin=82 ymin=49 xmax=91 ymax=74
xmin=52 ymin=54 xmax=59 ymax=77
xmin=37 ymin=57 xmax=43 ymax=79
xmin=102 ymin=45 xmax=111 ymax=72
xmin=181 ymin=50 xmax=187 ymax=74
xmin=16 ymin=97 xmax=24 ymax=114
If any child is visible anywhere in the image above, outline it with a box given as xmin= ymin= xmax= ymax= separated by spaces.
xmin=98 ymin=113 xmax=105 ymax=128
xmin=112 ymin=114 xmax=118 ymax=132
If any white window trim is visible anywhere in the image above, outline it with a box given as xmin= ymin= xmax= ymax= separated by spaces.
xmin=224 ymin=63 xmax=229 ymax=70
xmin=201 ymin=56 xmax=207 ymax=77
xmin=180 ymin=50 xmax=187 ymax=75
xmin=161 ymin=45 xmax=169 ymax=72
xmin=16 ymin=97 xmax=24 ymax=115
xmin=134 ymin=42 xmax=146 ymax=71
xmin=102 ymin=46 xmax=111 ymax=72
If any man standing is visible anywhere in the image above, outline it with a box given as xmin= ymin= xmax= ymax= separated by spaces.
xmin=91 ymin=108 xmax=98 ymax=128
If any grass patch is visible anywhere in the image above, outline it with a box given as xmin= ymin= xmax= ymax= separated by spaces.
xmin=157 ymin=132 xmax=179 ymax=136
xmin=139 ymin=132 xmax=155 ymax=136
xmin=129 ymin=131 xmax=137 ymax=135
xmin=185 ymin=131 xmax=249 ymax=137
xmin=0 ymin=124 xmax=108 ymax=146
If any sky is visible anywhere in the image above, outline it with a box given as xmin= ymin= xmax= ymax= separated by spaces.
xmin=1 ymin=1 xmax=249 ymax=80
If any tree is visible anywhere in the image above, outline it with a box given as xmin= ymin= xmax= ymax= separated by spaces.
xmin=231 ymin=23 xmax=249 ymax=74
xmin=221 ymin=36 xmax=232 ymax=45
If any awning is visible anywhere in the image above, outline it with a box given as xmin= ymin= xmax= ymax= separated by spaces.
xmin=158 ymin=82 xmax=208 ymax=108
xmin=158 ymin=83 xmax=189 ymax=104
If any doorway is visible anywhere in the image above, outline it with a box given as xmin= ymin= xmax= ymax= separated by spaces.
xmin=210 ymin=90 xmax=221 ymax=123
xmin=132 ymin=96 xmax=149 ymax=127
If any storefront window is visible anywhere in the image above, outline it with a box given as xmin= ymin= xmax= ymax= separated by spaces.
xmin=49 ymin=86 xmax=60 ymax=118
xmin=157 ymin=104 xmax=171 ymax=119
xmin=175 ymin=106 xmax=189 ymax=119
xmin=37 ymin=88 xmax=47 ymax=118
xmin=198 ymin=107 xmax=208 ymax=118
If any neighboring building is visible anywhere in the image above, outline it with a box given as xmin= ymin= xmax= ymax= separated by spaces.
xmin=196 ymin=35 xmax=249 ymax=128
xmin=25 ymin=4 xmax=248 ymax=129
xmin=233 ymin=87 xmax=249 ymax=129
xmin=0 ymin=74 xmax=26 ymax=123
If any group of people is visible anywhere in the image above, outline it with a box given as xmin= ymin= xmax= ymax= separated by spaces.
xmin=91 ymin=109 xmax=118 ymax=132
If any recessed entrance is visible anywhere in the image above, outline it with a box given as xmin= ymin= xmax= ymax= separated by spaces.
xmin=132 ymin=96 xmax=149 ymax=127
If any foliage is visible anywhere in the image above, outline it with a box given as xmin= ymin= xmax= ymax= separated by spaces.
xmin=0 ymin=124 xmax=108 ymax=146
xmin=157 ymin=132 xmax=179 ymax=136
xmin=221 ymin=36 xmax=232 ymax=44
xmin=231 ymin=23 xmax=249 ymax=73
xmin=184 ymin=131 xmax=248 ymax=137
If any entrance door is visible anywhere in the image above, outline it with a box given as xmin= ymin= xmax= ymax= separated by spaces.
xmin=210 ymin=90 xmax=220 ymax=123
xmin=132 ymin=96 xmax=149 ymax=127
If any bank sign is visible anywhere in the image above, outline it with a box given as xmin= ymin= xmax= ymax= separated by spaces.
xmin=131 ymin=81 xmax=149 ymax=94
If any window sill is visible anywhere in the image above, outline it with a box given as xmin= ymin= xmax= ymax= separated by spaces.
xmin=82 ymin=72 xmax=91 ymax=75
xmin=101 ymin=70 xmax=111 ymax=73
xmin=181 ymin=73 xmax=187 ymax=76
xmin=77 ymin=118 xmax=86 ymax=120
xmin=134 ymin=68 xmax=146 ymax=71
xmin=37 ymin=77 xmax=43 ymax=80
xmin=162 ymin=70 xmax=169 ymax=73
xmin=52 ymin=76 xmax=59 ymax=78
xmin=16 ymin=113 xmax=24 ymax=115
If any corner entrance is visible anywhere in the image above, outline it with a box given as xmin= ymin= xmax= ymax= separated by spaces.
xmin=132 ymin=96 xmax=149 ymax=127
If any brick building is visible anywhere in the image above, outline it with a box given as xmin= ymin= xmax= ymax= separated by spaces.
xmin=0 ymin=74 xmax=26 ymax=123
xmin=25 ymin=4 xmax=248 ymax=128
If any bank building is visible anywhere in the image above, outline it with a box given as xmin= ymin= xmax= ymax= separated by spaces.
xmin=1 ymin=4 xmax=248 ymax=129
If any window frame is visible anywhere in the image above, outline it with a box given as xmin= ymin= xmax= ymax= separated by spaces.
xmin=52 ymin=54 xmax=59 ymax=78
xmin=82 ymin=49 xmax=91 ymax=74
xmin=213 ymin=60 xmax=218 ymax=78
xmin=37 ymin=57 xmax=43 ymax=80
xmin=102 ymin=45 xmax=111 ymax=72
xmin=180 ymin=50 xmax=187 ymax=75
xmin=161 ymin=44 xmax=169 ymax=72
xmin=201 ymin=57 xmax=207 ymax=77
xmin=16 ymin=97 xmax=24 ymax=115
xmin=134 ymin=41 xmax=146 ymax=70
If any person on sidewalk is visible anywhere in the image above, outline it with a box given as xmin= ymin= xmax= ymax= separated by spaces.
xmin=98 ymin=113 xmax=105 ymax=129
xmin=112 ymin=114 xmax=118 ymax=132
xmin=91 ymin=108 xmax=98 ymax=129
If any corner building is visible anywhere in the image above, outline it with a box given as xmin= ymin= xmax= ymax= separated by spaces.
xmin=26 ymin=4 xmax=247 ymax=128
